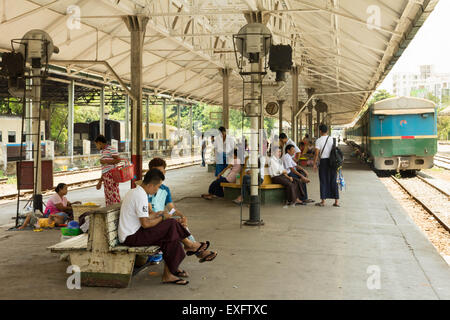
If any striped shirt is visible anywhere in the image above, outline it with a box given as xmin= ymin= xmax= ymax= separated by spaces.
xmin=101 ymin=145 xmax=119 ymax=174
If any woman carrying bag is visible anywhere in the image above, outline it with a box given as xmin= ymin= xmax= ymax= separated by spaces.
xmin=94 ymin=135 xmax=123 ymax=206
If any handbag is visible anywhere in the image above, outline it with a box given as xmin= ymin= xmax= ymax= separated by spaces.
xmin=110 ymin=160 xmax=135 ymax=183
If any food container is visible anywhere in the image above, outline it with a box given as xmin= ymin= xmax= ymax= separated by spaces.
xmin=61 ymin=227 xmax=81 ymax=236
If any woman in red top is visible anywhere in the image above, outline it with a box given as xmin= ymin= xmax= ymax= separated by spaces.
xmin=94 ymin=135 xmax=122 ymax=206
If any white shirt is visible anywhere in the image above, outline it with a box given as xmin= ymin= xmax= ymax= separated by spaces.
xmin=214 ymin=135 xmax=235 ymax=163
xmin=118 ymin=185 xmax=149 ymax=243
xmin=268 ymin=156 xmax=285 ymax=177
xmin=283 ymin=138 xmax=301 ymax=157
xmin=282 ymin=153 xmax=297 ymax=174
xmin=315 ymin=135 xmax=333 ymax=159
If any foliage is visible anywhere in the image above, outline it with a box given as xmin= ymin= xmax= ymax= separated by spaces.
xmin=425 ymin=92 xmax=440 ymax=105
xmin=438 ymin=115 xmax=450 ymax=140
xmin=0 ymin=97 xmax=23 ymax=115
xmin=367 ymin=90 xmax=395 ymax=110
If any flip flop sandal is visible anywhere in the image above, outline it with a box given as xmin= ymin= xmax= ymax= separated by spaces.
xmin=199 ymin=251 xmax=218 ymax=263
xmin=333 ymin=204 xmax=341 ymax=207
xmin=163 ymin=278 xmax=189 ymax=285
xmin=295 ymin=202 xmax=307 ymax=206
xmin=174 ymin=270 xmax=189 ymax=278
xmin=186 ymin=241 xmax=210 ymax=256
xmin=315 ymin=203 xmax=325 ymax=207
xmin=305 ymin=199 xmax=315 ymax=203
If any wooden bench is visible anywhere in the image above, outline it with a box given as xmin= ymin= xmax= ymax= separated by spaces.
xmin=48 ymin=203 xmax=160 ymax=288
xmin=221 ymin=160 xmax=286 ymax=205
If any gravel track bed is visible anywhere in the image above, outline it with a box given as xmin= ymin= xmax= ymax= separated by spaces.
xmin=397 ymin=177 xmax=450 ymax=227
xmin=380 ymin=177 xmax=450 ymax=258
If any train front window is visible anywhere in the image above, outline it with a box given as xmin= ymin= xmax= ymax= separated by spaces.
xmin=8 ymin=131 xmax=16 ymax=143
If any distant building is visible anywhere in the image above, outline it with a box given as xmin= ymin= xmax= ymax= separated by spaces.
xmin=392 ymin=65 xmax=450 ymax=102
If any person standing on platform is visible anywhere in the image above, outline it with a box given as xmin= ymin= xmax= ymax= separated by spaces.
xmin=94 ymin=135 xmax=122 ymax=206
xmin=313 ymin=124 xmax=340 ymax=207
xmin=279 ymin=133 xmax=301 ymax=161
xmin=201 ymin=133 xmax=207 ymax=167
xmin=214 ymin=126 xmax=235 ymax=177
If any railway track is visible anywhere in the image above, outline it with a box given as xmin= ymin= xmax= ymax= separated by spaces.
xmin=391 ymin=175 xmax=450 ymax=232
xmin=434 ymin=154 xmax=450 ymax=170
xmin=0 ymin=160 xmax=201 ymax=202
xmin=0 ymin=166 xmax=103 ymax=185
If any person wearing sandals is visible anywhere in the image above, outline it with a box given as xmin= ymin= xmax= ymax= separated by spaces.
xmin=282 ymin=145 xmax=314 ymax=204
xmin=268 ymin=146 xmax=305 ymax=206
xmin=313 ymin=124 xmax=340 ymax=207
xmin=119 ymin=169 xmax=217 ymax=286
xmin=202 ymin=149 xmax=241 ymax=200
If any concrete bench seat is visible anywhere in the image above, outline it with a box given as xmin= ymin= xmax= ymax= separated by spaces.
xmin=48 ymin=203 xmax=159 ymax=288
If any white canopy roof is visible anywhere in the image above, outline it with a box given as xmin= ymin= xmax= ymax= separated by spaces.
xmin=0 ymin=0 xmax=439 ymax=124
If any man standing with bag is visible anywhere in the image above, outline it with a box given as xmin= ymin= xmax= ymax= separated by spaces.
xmin=313 ymin=125 xmax=340 ymax=207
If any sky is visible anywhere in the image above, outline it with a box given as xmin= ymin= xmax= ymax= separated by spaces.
xmin=378 ymin=0 xmax=450 ymax=92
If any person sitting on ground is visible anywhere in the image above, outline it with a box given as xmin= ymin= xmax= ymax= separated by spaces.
xmin=18 ymin=210 xmax=68 ymax=230
xmin=268 ymin=146 xmax=305 ymax=206
xmin=202 ymin=149 xmax=241 ymax=200
xmin=44 ymin=183 xmax=81 ymax=219
xmin=283 ymin=145 xmax=314 ymax=203
xmin=119 ymin=169 xmax=218 ymax=286
xmin=279 ymin=133 xmax=301 ymax=161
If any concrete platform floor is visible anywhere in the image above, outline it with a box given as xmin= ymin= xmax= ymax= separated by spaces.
xmin=0 ymin=145 xmax=449 ymax=299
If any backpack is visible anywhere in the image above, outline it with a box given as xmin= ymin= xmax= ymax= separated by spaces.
xmin=329 ymin=138 xmax=344 ymax=170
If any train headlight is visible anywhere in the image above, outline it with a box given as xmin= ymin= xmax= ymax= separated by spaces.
xmin=380 ymin=149 xmax=384 ymax=155
xmin=424 ymin=148 xmax=428 ymax=154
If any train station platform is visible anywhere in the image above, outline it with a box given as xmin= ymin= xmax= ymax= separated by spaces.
xmin=0 ymin=144 xmax=449 ymax=299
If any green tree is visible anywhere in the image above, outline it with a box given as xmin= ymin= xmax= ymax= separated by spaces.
xmin=425 ymin=92 xmax=440 ymax=105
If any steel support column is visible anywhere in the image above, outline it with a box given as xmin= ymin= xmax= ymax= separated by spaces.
xmin=68 ymin=80 xmax=74 ymax=164
xmin=125 ymin=95 xmax=130 ymax=154
xmin=162 ymin=98 xmax=167 ymax=151
xmin=316 ymin=109 xmax=321 ymax=137
xmin=220 ymin=68 xmax=231 ymax=129
xmin=177 ymin=104 xmax=181 ymax=130
xmin=124 ymin=15 xmax=149 ymax=188
xmin=278 ymin=100 xmax=285 ymax=136
xmin=306 ymin=88 xmax=315 ymax=138
xmin=100 ymin=86 xmax=105 ymax=136
xmin=299 ymin=106 xmax=303 ymax=141
xmin=145 ymin=95 xmax=150 ymax=141
xmin=291 ymin=66 xmax=299 ymax=143
xmin=189 ymin=105 xmax=193 ymax=154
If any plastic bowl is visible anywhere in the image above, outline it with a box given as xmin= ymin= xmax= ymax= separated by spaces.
xmin=61 ymin=227 xmax=81 ymax=236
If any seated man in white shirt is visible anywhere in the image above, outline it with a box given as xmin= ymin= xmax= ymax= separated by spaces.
xmin=279 ymin=133 xmax=301 ymax=161
xmin=283 ymin=144 xmax=314 ymax=203
xmin=118 ymin=169 xmax=217 ymax=286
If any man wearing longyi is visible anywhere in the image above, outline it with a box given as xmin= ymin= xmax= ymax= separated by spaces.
xmin=118 ymin=169 xmax=217 ymax=285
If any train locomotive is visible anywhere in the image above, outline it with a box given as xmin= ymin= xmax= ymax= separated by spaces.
xmin=345 ymin=96 xmax=437 ymax=173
